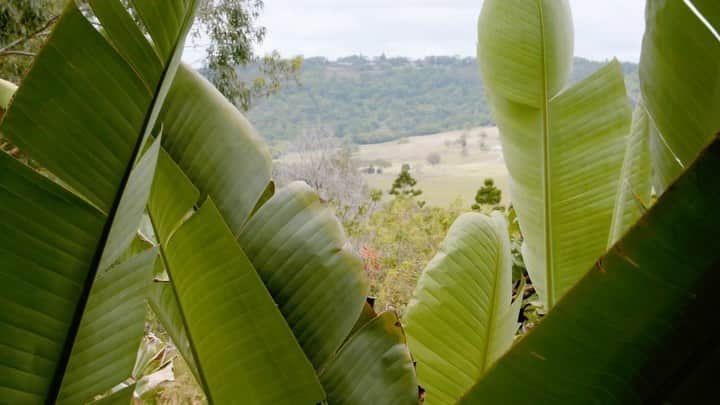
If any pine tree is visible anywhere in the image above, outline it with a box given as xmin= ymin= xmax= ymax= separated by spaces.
xmin=472 ymin=178 xmax=503 ymax=211
xmin=389 ymin=164 xmax=422 ymax=197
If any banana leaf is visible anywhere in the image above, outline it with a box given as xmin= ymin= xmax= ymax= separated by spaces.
xmin=147 ymin=125 xmax=418 ymax=403
xmin=461 ymin=136 xmax=720 ymax=403
xmin=0 ymin=0 xmax=198 ymax=402
xmin=404 ymin=213 xmax=522 ymax=404
xmin=608 ymin=102 xmax=652 ymax=245
xmin=0 ymin=1 xmax=419 ymax=403
xmin=477 ymin=0 xmax=632 ymax=309
xmin=640 ymin=0 xmax=720 ymax=194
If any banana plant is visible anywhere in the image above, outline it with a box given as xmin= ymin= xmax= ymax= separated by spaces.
xmin=477 ymin=0 xmax=632 ymax=309
xmin=460 ymin=134 xmax=720 ymax=404
xmin=0 ymin=0 xmax=198 ymax=402
xmin=320 ymin=303 xmax=419 ymax=404
xmin=455 ymin=1 xmax=720 ymax=402
xmin=404 ymin=213 xmax=523 ymax=404
xmin=147 ymin=65 xmax=420 ymax=404
xmin=0 ymin=1 xmax=419 ymax=403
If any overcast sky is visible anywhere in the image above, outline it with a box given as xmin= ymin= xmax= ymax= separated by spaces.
xmin=240 ymin=0 xmax=645 ymax=63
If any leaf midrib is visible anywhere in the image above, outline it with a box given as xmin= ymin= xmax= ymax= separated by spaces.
xmin=479 ymin=218 xmax=502 ymax=372
xmin=148 ymin=211 xmax=214 ymax=404
xmin=45 ymin=2 xmax=199 ymax=402
xmin=537 ymin=0 xmax=556 ymax=309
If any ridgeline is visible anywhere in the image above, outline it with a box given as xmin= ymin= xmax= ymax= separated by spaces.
xmin=245 ymin=56 xmax=640 ymax=145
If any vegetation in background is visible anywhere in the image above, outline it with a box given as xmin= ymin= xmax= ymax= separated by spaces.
xmin=273 ymin=130 xmax=370 ymax=226
xmin=0 ymin=0 xmax=300 ymax=112
xmin=389 ymin=164 xmax=423 ymax=197
xmin=0 ymin=1 xmax=60 ymax=164
xmin=349 ymin=197 xmax=465 ymax=314
xmin=508 ymin=213 xmax=545 ymax=335
xmin=246 ymin=56 xmax=640 ymax=144
xmin=471 ymin=178 xmax=502 ymax=212
xmin=0 ymin=0 xmax=61 ymax=83
xmin=351 ymin=127 xmax=509 ymax=208
xmin=426 ymin=152 xmax=441 ymax=166
xmin=195 ymin=0 xmax=302 ymax=111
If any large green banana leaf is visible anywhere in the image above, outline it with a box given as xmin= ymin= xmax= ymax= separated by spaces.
xmin=158 ymin=65 xmax=272 ymax=233
xmin=477 ymin=0 xmax=632 ymax=309
xmin=147 ymin=150 xmax=325 ymax=403
xmin=319 ymin=311 xmax=419 ymax=405
xmin=404 ymin=213 xmax=522 ymax=405
xmin=57 ymin=248 xmax=157 ymax=404
xmin=640 ymin=0 xmax=720 ymax=194
xmin=1 ymin=0 xmax=195 ymax=213
xmin=147 ymin=282 xmax=201 ymax=383
xmin=163 ymin=198 xmax=326 ymax=404
xmin=1 ymin=1 xmax=419 ymax=403
xmin=460 ymin=135 xmax=720 ymax=403
xmin=239 ymin=181 xmax=368 ymax=371
xmin=0 ymin=0 xmax=198 ymax=402
xmin=147 ymin=72 xmax=419 ymax=402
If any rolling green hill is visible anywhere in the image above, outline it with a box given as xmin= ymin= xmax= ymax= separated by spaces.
xmin=246 ymin=56 xmax=640 ymax=145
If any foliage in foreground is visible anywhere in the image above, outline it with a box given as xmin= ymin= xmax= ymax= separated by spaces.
xmin=403 ymin=0 xmax=720 ymax=403
xmin=2 ymin=0 xmax=720 ymax=404
xmin=404 ymin=213 xmax=523 ymax=405
xmin=0 ymin=1 xmax=419 ymax=403
xmin=462 ymin=136 xmax=720 ymax=403
xmin=478 ymin=0 xmax=634 ymax=310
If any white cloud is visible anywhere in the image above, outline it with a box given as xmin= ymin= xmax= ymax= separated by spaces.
xmin=250 ymin=0 xmax=646 ymax=62
xmin=571 ymin=0 xmax=646 ymax=61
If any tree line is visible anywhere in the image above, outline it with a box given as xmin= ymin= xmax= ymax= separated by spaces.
xmin=245 ymin=55 xmax=640 ymax=145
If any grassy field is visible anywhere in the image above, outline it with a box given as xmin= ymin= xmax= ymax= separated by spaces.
xmin=355 ymin=127 xmax=510 ymax=208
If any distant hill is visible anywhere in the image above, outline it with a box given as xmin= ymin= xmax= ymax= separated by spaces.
xmin=245 ymin=56 xmax=640 ymax=145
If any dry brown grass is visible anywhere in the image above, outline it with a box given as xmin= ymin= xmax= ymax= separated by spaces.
xmin=356 ymin=127 xmax=510 ymax=207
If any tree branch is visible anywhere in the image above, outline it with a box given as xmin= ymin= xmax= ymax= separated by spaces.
xmin=0 ymin=15 xmax=58 ymax=56
xmin=0 ymin=50 xmax=37 ymax=57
